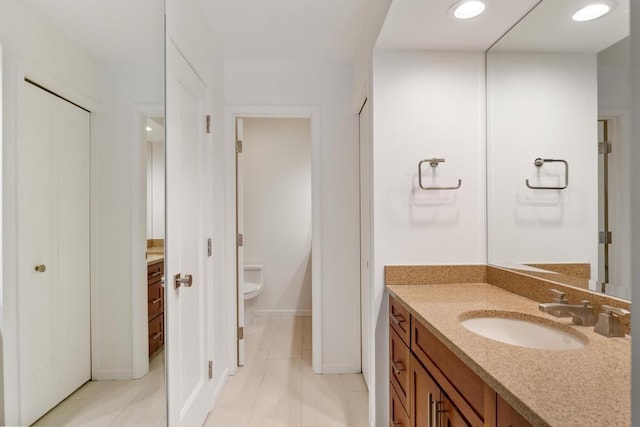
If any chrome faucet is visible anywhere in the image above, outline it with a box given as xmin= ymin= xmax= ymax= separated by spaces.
xmin=538 ymin=300 xmax=597 ymax=326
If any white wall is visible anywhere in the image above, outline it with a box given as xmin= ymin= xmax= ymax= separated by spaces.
xmin=0 ymin=1 xmax=99 ymax=422
xmin=371 ymin=50 xmax=486 ymax=425
xmin=598 ymin=38 xmax=632 ymax=299
xmin=224 ymin=60 xmax=361 ymax=373
xmin=147 ymin=140 xmax=165 ymax=239
xmin=243 ymin=118 xmax=312 ymax=316
xmin=487 ymin=53 xmax=598 ymax=280
xmin=92 ymin=58 xmax=163 ymax=379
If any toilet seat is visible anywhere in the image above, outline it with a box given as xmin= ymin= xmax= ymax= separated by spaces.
xmin=243 ymin=264 xmax=264 ymax=300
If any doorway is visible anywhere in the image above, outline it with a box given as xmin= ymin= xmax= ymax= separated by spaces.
xmin=227 ymin=106 xmax=322 ymax=375
xmin=235 ymin=117 xmax=313 ymax=366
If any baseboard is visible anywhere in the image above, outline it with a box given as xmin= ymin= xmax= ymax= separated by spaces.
xmin=92 ymin=369 xmax=133 ymax=380
xmin=253 ymin=309 xmax=312 ymax=317
xmin=321 ymin=362 xmax=362 ymax=374
xmin=211 ymin=367 xmax=230 ymax=409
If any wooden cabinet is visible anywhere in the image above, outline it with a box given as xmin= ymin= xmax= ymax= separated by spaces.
xmin=412 ymin=357 xmax=470 ymax=427
xmin=389 ymin=295 xmax=532 ymax=427
xmin=390 ymin=384 xmax=411 ymax=427
xmin=497 ymin=396 xmax=532 ymax=427
xmin=390 ymin=327 xmax=411 ymax=413
xmin=148 ymin=260 xmax=164 ymax=357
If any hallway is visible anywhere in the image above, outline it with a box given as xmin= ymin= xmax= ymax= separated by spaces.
xmin=204 ymin=316 xmax=369 ymax=426
xmin=32 ymin=351 xmax=166 ymax=426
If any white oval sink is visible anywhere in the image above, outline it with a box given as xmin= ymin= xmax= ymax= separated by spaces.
xmin=460 ymin=313 xmax=587 ymax=351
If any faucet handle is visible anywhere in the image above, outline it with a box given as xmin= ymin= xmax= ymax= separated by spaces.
xmin=549 ymin=288 xmax=567 ymax=303
xmin=594 ymin=305 xmax=630 ymax=337
xmin=601 ymin=305 xmax=630 ymax=317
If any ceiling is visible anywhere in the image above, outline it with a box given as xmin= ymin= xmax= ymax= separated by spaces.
xmin=376 ymin=0 xmax=541 ymax=51
xmin=491 ymin=0 xmax=630 ymax=53
xmin=196 ymin=0 xmax=374 ymax=62
xmin=22 ymin=0 xmax=164 ymax=61
xmin=22 ymin=0 xmax=627 ymax=64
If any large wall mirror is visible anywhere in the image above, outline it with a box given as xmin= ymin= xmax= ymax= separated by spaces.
xmin=1 ymin=1 xmax=165 ymax=425
xmin=487 ymin=0 xmax=631 ymax=300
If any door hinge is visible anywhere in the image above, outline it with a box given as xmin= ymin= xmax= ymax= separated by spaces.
xmin=207 ymin=238 xmax=212 ymax=257
xmin=599 ymin=231 xmax=612 ymax=244
xmin=238 ymin=326 xmax=244 ymax=340
xmin=236 ymin=140 xmax=243 ymax=153
xmin=598 ymin=141 xmax=612 ymax=154
xmin=208 ymin=360 xmax=213 ymax=379
xmin=237 ymin=233 xmax=244 ymax=247
xmin=206 ymin=114 xmax=212 ymax=134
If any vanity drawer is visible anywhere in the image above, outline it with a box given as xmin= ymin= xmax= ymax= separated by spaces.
xmin=148 ymin=312 xmax=164 ymax=357
xmin=389 ymin=327 xmax=410 ymax=413
xmin=147 ymin=261 xmax=164 ymax=284
xmin=389 ymin=295 xmax=411 ymax=346
xmin=412 ymin=319 xmax=485 ymax=426
xmin=148 ymin=282 xmax=164 ymax=320
xmin=389 ymin=384 xmax=410 ymax=427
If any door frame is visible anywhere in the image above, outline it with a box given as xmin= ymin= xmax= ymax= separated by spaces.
xmin=224 ymin=105 xmax=322 ymax=374
xmin=132 ymin=105 xmax=164 ymax=379
xmin=3 ymin=60 xmax=98 ymax=425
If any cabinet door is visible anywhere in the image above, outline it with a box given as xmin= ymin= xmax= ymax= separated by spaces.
xmin=411 ymin=355 xmax=440 ymax=427
xmin=390 ymin=327 xmax=411 ymax=412
xmin=441 ymin=395 xmax=470 ymax=427
xmin=390 ymin=384 xmax=411 ymax=427
xmin=497 ymin=395 xmax=532 ymax=427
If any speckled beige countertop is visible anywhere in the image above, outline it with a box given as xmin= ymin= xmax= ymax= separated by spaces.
xmin=387 ymin=283 xmax=631 ymax=427
xmin=147 ymin=253 xmax=164 ymax=265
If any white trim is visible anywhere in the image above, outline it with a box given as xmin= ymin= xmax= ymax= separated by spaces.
xmin=253 ymin=309 xmax=312 ymax=317
xmin=22 ymin=62 xmax=99 ymax=113
xmin=91 ymin=369 xmax=135 ymax=381
xmin=131 ymin=105 xmax=164 ymax=379
xmin=224 ymin=104 xmax=323 ymax=376
xmin=211 ymin=367 xmax=230 ymax=408
xmin=321 ymin=362 xmax=362 ymax=375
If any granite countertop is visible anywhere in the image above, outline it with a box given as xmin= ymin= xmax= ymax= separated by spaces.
xmin=147 ymin=253 xmax=164 ymax=265
xmin=386 ymin=283 xmax=631 ymax=427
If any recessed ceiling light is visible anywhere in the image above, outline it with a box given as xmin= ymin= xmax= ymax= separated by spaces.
xmin=451 ymin=0 xmax=486 ymax=20
xmin=572 ymin=1 xmax=616 ymax=21
xmin=146 ymin=126 xmax=153 ymax=132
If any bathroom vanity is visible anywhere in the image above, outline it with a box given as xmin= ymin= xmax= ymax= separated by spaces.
xmin=147 ymin=256 xmax=165 ymax=357
xmin=387 ymin=276 xmax=630 ymax=426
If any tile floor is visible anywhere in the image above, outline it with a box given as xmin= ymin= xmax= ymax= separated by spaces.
xmin=203 ymin=316 xmax=369 ymax=427
xmin=30 ymin=316 xmax=368 ymax=427
xmin=32 ymin=350 xmax=166 ymax=427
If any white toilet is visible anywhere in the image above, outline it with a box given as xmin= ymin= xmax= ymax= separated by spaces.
xmin=243 ymin=265 xmax=264 ymax=300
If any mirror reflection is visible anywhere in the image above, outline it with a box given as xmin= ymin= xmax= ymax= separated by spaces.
xmin=0 ymin=0 xmax=166 ymax=425
xmin=487 ymin=0 xmax=631 ymax=299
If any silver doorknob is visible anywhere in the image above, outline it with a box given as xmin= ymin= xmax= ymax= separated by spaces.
xmin=174 ymin=273 xmax=193 ymax=289
xmin=35 ymin=264 xmax=46 ymax=273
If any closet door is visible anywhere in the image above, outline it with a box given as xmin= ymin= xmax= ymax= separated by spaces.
xmin=18 ymin=81 xmax=91 ymax=425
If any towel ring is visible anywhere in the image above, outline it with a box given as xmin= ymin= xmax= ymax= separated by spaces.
xmin=525 ymin=158 xmax=569 ymax=190
xmin=418 ymin=158 xmax=462 ymax=190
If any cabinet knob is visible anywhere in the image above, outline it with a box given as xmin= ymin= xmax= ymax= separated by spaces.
xmin=35 ymin=264 xmax=46 ymax=273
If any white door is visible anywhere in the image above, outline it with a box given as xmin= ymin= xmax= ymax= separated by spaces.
xmin=359 ymin=99 xmax=371 ymax=388
xmin=166 ymin=41 xmax=212 ymax=426
xmin=235 ymin=117 xmax=246 ymax=366
xmin=18 ymin=81 xmax=91 ymax=425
